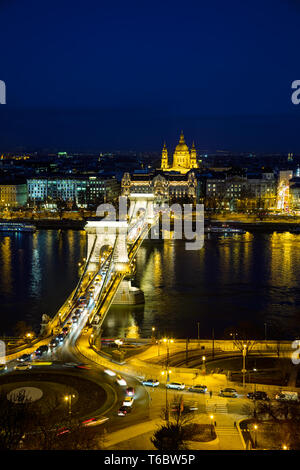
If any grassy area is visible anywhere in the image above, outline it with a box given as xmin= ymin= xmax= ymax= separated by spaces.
xmin=205 ymin=356 xmax=292 ymax=386
xmin=0 ymin=371 xmax=107 ymax=419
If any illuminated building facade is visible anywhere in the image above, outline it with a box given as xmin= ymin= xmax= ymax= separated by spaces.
xmin=277 ymin=170 xmax=293 ymax=211
xmin=0 ymin=182 xmax=27 ymax=207
xmin=121 ymin=171 xmax=197 ymax=202
xmin=27 ymin=176 xmax=119 ymax=207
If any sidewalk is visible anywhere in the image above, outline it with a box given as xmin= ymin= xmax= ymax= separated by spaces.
xmin=103 ymin=418 xmax=162 ymax=449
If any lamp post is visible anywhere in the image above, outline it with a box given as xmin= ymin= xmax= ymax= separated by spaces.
xmin=64 ymin=394 xmax=75 ymax=416
xmin=242 ymin=344 xmax=247 ymax=388
xmin=161 ymin=369 xmax=172 ymax=423
xmin=202 ymin=355 xmax=206 ymax=374
xmin=162 ymin=338 xmax=174 ymax=375
xmin=253 ymin=423 xmax=258 ymax=448
xmin=210 ymin=414 xmax=214 ymax=437
xmin=151 ymin=327 xmax=156 ymax=343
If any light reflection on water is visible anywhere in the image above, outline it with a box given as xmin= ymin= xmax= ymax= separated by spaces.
xmin=103 ymin=231 xmax=300 ymax=340
xmin=1 ymin=230 xmax=300 ymax=340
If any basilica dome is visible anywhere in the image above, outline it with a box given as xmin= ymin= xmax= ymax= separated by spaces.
xmin=174 ymin=131 xmax=189 ymax=153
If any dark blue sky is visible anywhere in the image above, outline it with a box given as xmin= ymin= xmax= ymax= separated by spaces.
xmin=1 ymin=0 xmax=300 ymax=152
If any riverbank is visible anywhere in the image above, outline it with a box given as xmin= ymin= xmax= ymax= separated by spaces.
xmin=1 ymin=214 xmax=300 ymax=232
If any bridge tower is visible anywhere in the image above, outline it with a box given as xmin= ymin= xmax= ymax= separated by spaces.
xmin=85 ymin=220 xmax=129 ymax=272
xmin=128 ymin=193 xmax=156 ymax=224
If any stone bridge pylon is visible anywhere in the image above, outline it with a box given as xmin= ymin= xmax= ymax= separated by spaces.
xmin=85 ymin=220 xmax=129 ymax=273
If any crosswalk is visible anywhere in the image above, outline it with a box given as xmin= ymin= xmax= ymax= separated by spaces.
xmin=206 ymin=399 xmax=228 ymax=414
xmin=214 ymin=425 xmax=239 ymax=436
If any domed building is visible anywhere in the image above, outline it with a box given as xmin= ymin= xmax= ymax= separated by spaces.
xmin=161 ymin=131 xmax=198 ymax=174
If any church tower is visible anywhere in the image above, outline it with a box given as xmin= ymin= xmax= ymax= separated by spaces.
xmin=190 ymin=141 xmax=198 ymax=169
xmin=161 ymin=142 xmax=169 ymax=170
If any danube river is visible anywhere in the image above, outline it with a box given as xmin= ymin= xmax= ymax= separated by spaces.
xmin=0 ymin=230 xmax=300 ymax=340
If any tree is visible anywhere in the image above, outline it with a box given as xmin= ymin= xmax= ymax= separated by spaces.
xmin=151 ymin=395 xmax=197 ymax=450
xmin=254 ymin=399 xmax=300 ymax=450
xmin=0 ymin=391 xmax=33 ymax=450
xmin=14 ymin=321 xmax=34 ymax=339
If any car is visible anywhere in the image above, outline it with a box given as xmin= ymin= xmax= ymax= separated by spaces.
xmin=142 ymin=379 xmax=159 ymax=387
xmin=247 ymin=391 xmax=269 ymax=401
xmin=73 ymin=309 xmax=81 ymax=318
xmin=122 ymin=396 xmax=134 ymax=407
xmin=116 ymin=375 xmax=127 ymax=386
xmin=171 ymin=401 xmax=198 ymax=414
xmin=75 ymin=363 xmax=91 ymax=370
xmin=78 ymin=301 xmax=86 ymax=308
xmin=72 ymin=316 xmax=78 ymax=324
xmin=117 ymin=406 xmax=132 ymax=417
xmin=95 ymin=275 xmax=102 ymax=283
xmin=17 ymin=354 xmax=31 ymax=362
xmin=219 ymin=388 xmax=238 ymax=398
xmin=62 ymin=327 xmax=69 ymax=335
xmin=56 ymin=334 xmax=65 ymax=343
xmin=14 ymin=363 xmax=32 ymax=371
xmin=89 ymin=286 xmax=95 ymax=292
xmin=81 ymin=416 xmax=109 ymax=427
xmin=275 ymin=391 xmax=299 ymax=402
xmin=188 ymin=385 xmax=207 ymax=393
xmin=34 ymin=345 xmax=48 ymax=356
xmin=166 ymin=382 xmax=185 ymax=390
xmin=0 ymin=364 xmax=8 ymax=373
xmin=104 ymin=369 xmax=116 ymax=377
xmin=50 ymin=338 xmax=59 ymax=348
xmin=126 ymin=387 xmax=135 ymax=397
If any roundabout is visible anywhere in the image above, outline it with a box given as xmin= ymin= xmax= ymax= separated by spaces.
xmin=0 ymin=368 xmax=112 ymax=426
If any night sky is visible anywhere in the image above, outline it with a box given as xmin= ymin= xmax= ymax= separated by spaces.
xmin=1 ymin=0 xmax=300 ymax=152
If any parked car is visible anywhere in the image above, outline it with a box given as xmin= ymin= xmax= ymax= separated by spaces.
xmin=247 ymin=391 xmax=269 ymax=401
xmin=142 ymin=379 xmax=159 ymax=387
xmin=0 ymin=364 xmax=8 ymax=373
xmin=219 ymin=388 xmax=238 ymax=398
xmin=17 ymin=354 xmax=31 ymax=362
xmin=188 ymin=385 xmax=207 ymax=394
xmin=275 ymin=391 xmax=299 ymax=402
xmin=117 ymin=406 xmax=132 ymax=417
xmin=171 ymin=401 xmax=198 ymax=414
xmin=166 ymin=382 xmax=185 ymax=390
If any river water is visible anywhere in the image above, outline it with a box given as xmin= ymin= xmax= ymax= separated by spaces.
xmin=0 ymin=230 xmax=300 ymax=340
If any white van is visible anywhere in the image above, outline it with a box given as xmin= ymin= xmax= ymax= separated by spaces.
xmin=275 ymin=391 xmax=299 ymax=402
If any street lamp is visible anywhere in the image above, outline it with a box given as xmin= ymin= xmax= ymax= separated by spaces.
xmin=151 ymin=327 xmax=156 ymax=342
xmin=202 ymin=355 xmax=206 ymax=373
xmin=64 ymin=394 xmax=75 ymax=416
xmin=161 ymin=369 xmax=172 ymax=423
xmin=253 ymin=423 xmax=258 ymax=448
xmin=242 ymin=344 xmax=247 ymax=388
xmin=210 ymin=414 xmax=214 ymax=437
